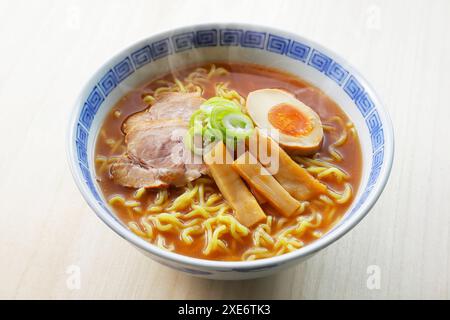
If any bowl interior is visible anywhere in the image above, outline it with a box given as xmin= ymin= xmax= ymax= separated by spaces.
xmin=68 ymin=24 xmax=393 ymax=269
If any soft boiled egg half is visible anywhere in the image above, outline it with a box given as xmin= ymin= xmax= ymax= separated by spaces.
xmin=245 ymin=89 xmax=324 ymax=155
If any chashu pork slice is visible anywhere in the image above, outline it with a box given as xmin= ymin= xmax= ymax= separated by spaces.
xmin=122 ymin=92 xmax=205 ymax=134
xmin=111 ymin=92 xmax=207 ymax=189
xmin=111 ymin=119 xmax=207 ymax=188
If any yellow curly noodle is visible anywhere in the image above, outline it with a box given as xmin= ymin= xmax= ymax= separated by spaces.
xmin=95 ymin=155 xmax=108 ymax=174
xmin=142 ymin=94 xmax=156 ymax=105
xmin=243 ymin=212 xmax=312 ymax=260
xmin=181 ymin=225 xmax=203 ymax=245
xmin=346 ymin=121 xmax=358 ymax=139
xmin=325 ymin=116 xmax=357 ymax=162
xmin=323 ymin=206 xmax=338 ymax=226
xmin=201 ymin=205 xmax=250 ymax=255
xmin=241 ymin=200 xmax=312 ymax=260
xmin=141 ymin=64 xmax=230 ymax=105
xmin=296 ymin=158 xmax=351 ymax=190
xmin=294 ymin=118 xmax=355 ymax=206
xmin=108 ymin=194 xmax=144 ymax=220
xmin=327 ymin=183 xmax=352 ymax=204
xmin=214 ymin=82 xmax=246 ymax=107
xmin=321 ymin=124 xmax=335 ymax=132
xmin=276 ymin=217 xmax=289 ymax=229
xmin=133 ymin=187 xmax=146 ymax=200
xmin=156 ymin=235 xmax=175 ymax=251
xmin=108 ymin=195 xmax=125 ymax=206
xmin=294 ymin=145 xmax=353 ymax=227
xmin=253 ymin=216 xmax=274 ymax=247
xmin=95 ymin=130 xmax=125 ymax=174
xmin=128 ymin=221 xmax=148 ymax=238
xmin=111 ymin=177 xmax=249 ymax=256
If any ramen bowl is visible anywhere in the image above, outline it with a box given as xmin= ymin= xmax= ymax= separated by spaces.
xmin=67 ymin=23 xmax=394 ymax=280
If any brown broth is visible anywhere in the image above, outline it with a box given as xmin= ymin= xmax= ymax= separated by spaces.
xmin=94 ymin=62 xmax=362 ymax=261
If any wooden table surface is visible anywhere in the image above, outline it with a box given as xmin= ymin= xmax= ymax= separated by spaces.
xmin=0 ymin=0 xmax=449 ymax=299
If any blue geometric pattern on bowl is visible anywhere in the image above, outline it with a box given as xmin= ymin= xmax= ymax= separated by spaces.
xmin=220 ymin=29 xmax=243 ymax=46
xmin=308 ymin=49 xmax=333 ymax=73
xmin=75 ymin=28 xmax=385 ymax=223
xmin=242 ymin=31 xmax=266 ymax=49
xmin=267 ymin=34 xmax=291 ymax=55
xmin=151 ymin=38 xmax=172 ymax=60
xmin=172 ymin=32 xmax=196 ymax=52
xmin=131 ymin=45 xmax=152 ymax=69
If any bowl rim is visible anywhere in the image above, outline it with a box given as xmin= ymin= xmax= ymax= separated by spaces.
xmin=67 ymin=22 xmax=394 ymax=271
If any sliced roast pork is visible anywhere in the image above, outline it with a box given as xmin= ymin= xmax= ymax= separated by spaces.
xmin=122 ymin=92 xmax=205 ymax=134
xmin=110 ymin=93 xmax=207 ymax=188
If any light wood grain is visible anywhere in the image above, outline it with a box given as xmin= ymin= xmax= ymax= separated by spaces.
xmin=0 ymin=0 xmax=449 ymax=299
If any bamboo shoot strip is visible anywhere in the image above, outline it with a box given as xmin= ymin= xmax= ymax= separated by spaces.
xmin=203 ymin=142 xmax=266 ymax=227
xmin=233 ymin=152 xmax=301 ymax=217
xmin=248 ymin=129 xmax=327 ymax=201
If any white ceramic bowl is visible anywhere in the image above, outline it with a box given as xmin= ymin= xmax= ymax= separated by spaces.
xmin=67 ymin=23 xmax=394 ymax=280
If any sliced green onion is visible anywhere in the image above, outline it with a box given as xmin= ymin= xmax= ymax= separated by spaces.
xmin=203 ymin=125 xmax=223 ymax=143
xmin=189 ymin=109 xmax=207 ymax=134
xmin=185 ymin=96 xmax=255 ymax=152
xmin=209 ymin=106 xmax=241 ymax=133
xmin=200 ymin=97 xmax=240 ymax=114
xmin=200 ymin=104 xmax=214 ymax=115
xmin=222 ymin=113 xmax=254 ymax=139
xmin=184 ymin=127 xmax=204 ymax=155
xmin=202 ymin=126 xmax=224 ymax=154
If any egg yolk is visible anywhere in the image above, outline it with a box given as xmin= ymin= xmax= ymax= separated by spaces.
xmin=268 ymin=103 xmax=313 ymax=137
